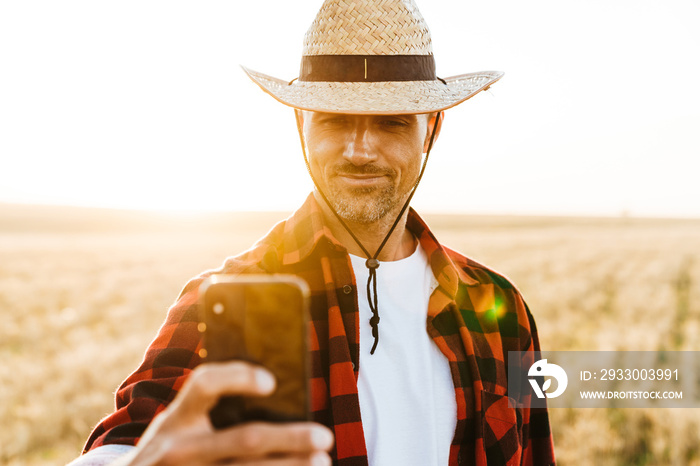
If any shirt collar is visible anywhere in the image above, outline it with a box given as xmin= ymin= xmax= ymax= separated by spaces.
xmin=406 ymin=208 xmax=480 ymax=296
xmin=280 ymin=193 xmax=480 ymax=294
xmin=280 ymin=193 xmax=346 ymax=265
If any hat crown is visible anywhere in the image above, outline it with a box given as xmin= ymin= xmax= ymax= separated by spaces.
xmin=302 ymin=0 xmax=433 ymax=56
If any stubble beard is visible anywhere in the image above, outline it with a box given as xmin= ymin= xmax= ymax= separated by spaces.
xmin=317 ymin=161 xmax=415 ymax=225
xmin=328 ymin=183 xmax=401 ymax=224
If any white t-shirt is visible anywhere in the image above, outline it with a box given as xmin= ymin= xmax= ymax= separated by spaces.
xmin=350 ymin=245 xmax=458 ymax=466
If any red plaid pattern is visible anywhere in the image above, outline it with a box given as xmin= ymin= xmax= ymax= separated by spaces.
xmin=84 ymin=194 xmax=555 ymax=465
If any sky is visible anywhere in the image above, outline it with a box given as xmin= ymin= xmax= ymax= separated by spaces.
xmin=1 ymin=0 xmax=698 ymax=217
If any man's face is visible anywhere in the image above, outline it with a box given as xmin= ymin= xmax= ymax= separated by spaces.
xmin=301 ymin=111 xmax=437 ymax=224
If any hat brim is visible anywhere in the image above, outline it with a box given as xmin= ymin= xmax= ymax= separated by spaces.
xmin=241 ymin=66 xmax=504 ymax=115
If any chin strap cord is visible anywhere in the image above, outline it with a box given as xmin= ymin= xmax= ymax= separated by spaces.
xmin=295 ymin=111 xmax=441 ymax=354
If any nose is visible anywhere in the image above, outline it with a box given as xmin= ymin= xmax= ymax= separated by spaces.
xmin=342 ymin=121 xmax=375 ymax=165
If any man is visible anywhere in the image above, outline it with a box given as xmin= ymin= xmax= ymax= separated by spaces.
xmin=73 ymin=1 xmax=555 ymax=465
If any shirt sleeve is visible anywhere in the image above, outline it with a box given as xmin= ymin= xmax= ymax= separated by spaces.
xmin=82 ymin=278 xmax=205 ymax=452
xmin=67 ymin=444 xmax=135 ymax=466
xmin=519 ymin=301 xmax=556 ymax=466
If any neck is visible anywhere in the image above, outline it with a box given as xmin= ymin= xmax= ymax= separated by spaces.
xmin=314 ymin=190 xmax=417 ymax=262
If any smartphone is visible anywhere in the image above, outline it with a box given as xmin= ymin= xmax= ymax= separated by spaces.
xmin=198 ymin=274 xmax=311 ymax=429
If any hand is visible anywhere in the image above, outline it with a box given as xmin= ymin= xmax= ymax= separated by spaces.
xmin=114 ymin=361 xmax=334 ymax=465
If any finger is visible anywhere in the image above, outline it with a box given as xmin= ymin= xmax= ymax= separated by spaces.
xmin=225 ymin=452 xmax=332 ymax=466
xmin=199 ymin=422 xmax=334 ymax=461
xmin=173 ymin=361 xmax=276 ymax=416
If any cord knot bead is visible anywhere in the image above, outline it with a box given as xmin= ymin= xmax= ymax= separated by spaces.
xmin=369 ymin=315 xmax=380 ymax=327
xmin=366 ymin=258 xmax=380 ymax=269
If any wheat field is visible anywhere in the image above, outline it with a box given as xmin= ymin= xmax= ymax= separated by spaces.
xmin=1 ymin=203 xmax=699 ymax=465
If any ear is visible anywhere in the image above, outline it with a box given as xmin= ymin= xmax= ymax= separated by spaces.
xmin=423 ymin=112 xmax=444 ymax=153
xmin=294 ymin=109 xmax=304 ymax=132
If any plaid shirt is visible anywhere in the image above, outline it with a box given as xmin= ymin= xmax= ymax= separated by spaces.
xmin=84 ymin=194 xmax=555 ymax=465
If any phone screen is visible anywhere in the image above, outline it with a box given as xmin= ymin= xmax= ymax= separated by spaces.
xmin=199 ymin=274 xmax=310 ymax=428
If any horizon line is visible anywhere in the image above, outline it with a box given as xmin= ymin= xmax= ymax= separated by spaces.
xmin=2 ymin=199 xmax=699 ymax=222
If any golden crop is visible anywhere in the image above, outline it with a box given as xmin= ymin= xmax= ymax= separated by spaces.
xmin=1 ymin=205 xmax=698 ymax=465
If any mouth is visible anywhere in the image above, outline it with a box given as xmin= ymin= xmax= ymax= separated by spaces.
xmin=334 ymin=173 xmax=388 ymax=188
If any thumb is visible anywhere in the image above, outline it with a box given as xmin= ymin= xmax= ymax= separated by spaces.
xmin=173 ymin=361 xmax=276 ymax=419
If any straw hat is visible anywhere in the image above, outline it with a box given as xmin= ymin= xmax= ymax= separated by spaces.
xmin=242 ymin=0 xmax=503 ymax=115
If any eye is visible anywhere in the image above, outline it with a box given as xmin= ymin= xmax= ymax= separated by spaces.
xmin=319 ymin=116 xmax=347 ymax=126
xmin=378 ymin=118 xmax=409 ymax=128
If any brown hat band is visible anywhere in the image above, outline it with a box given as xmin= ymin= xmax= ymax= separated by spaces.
xmin=299 ymin=55 xmax=436 ymax=83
